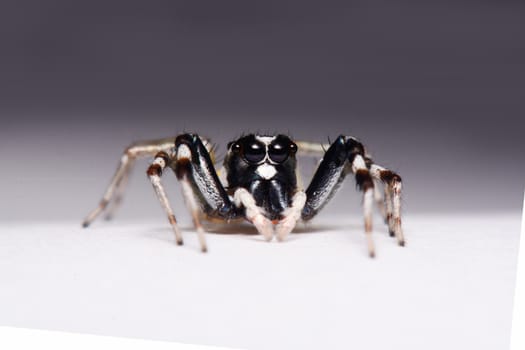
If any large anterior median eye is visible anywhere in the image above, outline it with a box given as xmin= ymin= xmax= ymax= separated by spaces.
xmin=268 ymin=142 xmax=291 ymax=163
xmin=244 ymin=141 xmax=266 ymax=163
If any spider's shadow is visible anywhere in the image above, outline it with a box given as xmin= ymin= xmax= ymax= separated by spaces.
xmin=147 ymin=220 xmax=361 ymax=242
xmin=202 ymin=222 xmax=346 ymax=236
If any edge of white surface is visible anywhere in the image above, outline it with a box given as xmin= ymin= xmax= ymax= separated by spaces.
xmin=0 ymin=326 xmax=238 ymax=350
xmin=510 ymin=190 xmax=525 ymax=350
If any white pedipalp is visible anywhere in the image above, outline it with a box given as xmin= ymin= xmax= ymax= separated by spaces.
xmin=233 ymin=188 xmax=273 ymax=241
xmin=275 ymin=191 xmax=307 ymax=241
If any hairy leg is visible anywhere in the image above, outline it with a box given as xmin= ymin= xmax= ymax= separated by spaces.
xmin=82 ymin=137 xmax=176 ymax=227
xmin=171 ymin=134 xmax=240 ymax=250
xmin=369 ymin=164 xmax=405 ymax=246
xmin=300 ymin=135 xmax=402 ymax=257
xmin=147 ymin=151 xmax=184 ymax=246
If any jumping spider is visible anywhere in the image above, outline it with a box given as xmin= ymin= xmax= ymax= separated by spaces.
xmin=83 ymin=133 xmax=404 ymax=257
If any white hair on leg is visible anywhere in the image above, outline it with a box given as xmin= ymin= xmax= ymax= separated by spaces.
xmin=103 ymin=159 xmax=134 ymax=221
xmin=83 ymin=139 xmax=175 ymax=227
xmin=392 ymin=181 xmax=405 ymax=246
xmin=369 ymin=163 xmax=404 ymax=246
xmin=373 ymin=179 xmax=386 ymax=221
xmin=147 ymin=154 xmax=184 ymax=246
xmin=370 ymin=164 xmax=389 ymax=224
xmin=179 ymin=178 xmax=208 ymax=253
xmin=352 ymin=154 xmax=376 ymax=258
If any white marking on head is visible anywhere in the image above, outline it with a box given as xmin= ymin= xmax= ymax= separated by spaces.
xmin=255 ymin=136 xmax=276 ymax=145
xmin=256 ymin=163 xmax=277 ymax=179
xmin=177 ymin=144 xmax=191 ymax=160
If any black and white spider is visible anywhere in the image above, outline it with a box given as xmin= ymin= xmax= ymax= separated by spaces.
xmin=82 ymin=133 xmax=404 ymax=257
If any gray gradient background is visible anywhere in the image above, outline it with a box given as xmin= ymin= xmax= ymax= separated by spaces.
xmin=1 ymin=0 xmax=524 ymax=221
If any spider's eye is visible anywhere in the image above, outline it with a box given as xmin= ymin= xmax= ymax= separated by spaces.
xmin=268 ymin=142 xmax=291 ymax=163
xmin=289 ymin=142 xmax=298 ymax=154
xmin=231 ymin=142 xmax=241 ymax=153
xmin=244 ymin=142 xmax=266 ymax=163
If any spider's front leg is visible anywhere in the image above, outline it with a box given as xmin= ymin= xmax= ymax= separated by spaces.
xmin=149 ymin=134 xmax=238 ymax=252
xmin=301 ymin=136 xmax=404 ymax=257
xmin=301 ymin=136 xmax=375 ymax=257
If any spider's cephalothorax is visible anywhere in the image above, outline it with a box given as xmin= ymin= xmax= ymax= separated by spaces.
xmin=82 ymin=132 xmax=404 ymax=257
xmin=224 ymin=134 xmax=298 ymax=221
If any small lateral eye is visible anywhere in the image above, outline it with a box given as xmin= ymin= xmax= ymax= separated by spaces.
xmin=231 ymin=142 xmax=241 ymax=153
xmin=268 ymin=142 xmax=290 ymax=163
xmin=289 ymin=142 xmax=298 ymax=154
xmin=244 ymin=142 xmax=266 ymax=163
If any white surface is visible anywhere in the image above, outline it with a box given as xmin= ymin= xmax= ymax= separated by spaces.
xmin=511 ymin=195 xmax=525 ymax=350
xmin=0 ymin=213 xmax=521 ymax=350
xmin=0 ymin=327 xmax=229 ymax=350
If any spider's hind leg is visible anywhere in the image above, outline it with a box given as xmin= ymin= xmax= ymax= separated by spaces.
xmin=82 ymin=137 xmax=176 ymax=227
xmin=103 ymin=159 xmax=134 ymax=221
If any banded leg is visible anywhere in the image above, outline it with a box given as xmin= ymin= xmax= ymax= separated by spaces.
xmin=370 ymin=164 xmax=405 ymax=246
xmin=178 ymin=177 xmax=208 ymax=252
xmin=365 ymin=156 xmax=387 ymax=222
xmin=147 ymin=151 xmax=184 ymax=246
xmin=301 ymin=135 xmax=378 ymax=257
xmin=350 ymin=152 xmax=376 ymax=258
xmin=373 ymin=179 xmax=387 ymax=221
xmin=82 ymin=138 xmax=177 ymax=227
xmin=174 ymin=144 xmax=209 ymax=252
xmin=173 ymin=134 xmax=240 ymax=250
xmin=103 ymin=159 xmax=134 ymax=221
xmin=294 ymin=140 xmax=330 ymax=157
xmin=294 ymin=140 xmax=329 ymax=192
xmin=383 ymin=180 xmax=394 ymax=234
xmin=301 ymin=136 xmax=348 ymax=221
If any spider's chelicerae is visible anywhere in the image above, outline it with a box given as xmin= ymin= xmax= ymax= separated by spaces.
xmin=83 ymin=133 xmax=404 ymax=257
